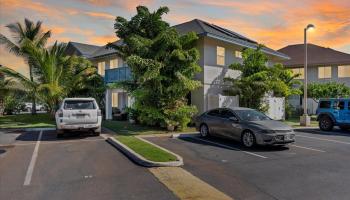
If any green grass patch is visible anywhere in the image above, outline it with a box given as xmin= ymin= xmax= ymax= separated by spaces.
xmin=103 ymin=120 xmax=196 ymax=136
xmin=284 ymin=116 xmax=318 ymax=128
xmin=116 ymin=135 xmax=177 ymax=162
xmin=0 ymin=113 xmax=55 ymax=129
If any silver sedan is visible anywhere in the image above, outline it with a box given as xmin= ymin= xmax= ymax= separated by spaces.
xmin=195 ymin=107 xmax=295 ymax=148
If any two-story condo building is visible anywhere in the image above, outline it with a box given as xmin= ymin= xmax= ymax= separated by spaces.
xmin=66 ymin=19 xmax=290 ymax=120
xmin=278 ymin=43 xmax=350 ymax=114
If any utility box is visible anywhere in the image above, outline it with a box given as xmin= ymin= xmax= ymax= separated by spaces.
xmin=264 ymin=97 xmax=285 ymax=120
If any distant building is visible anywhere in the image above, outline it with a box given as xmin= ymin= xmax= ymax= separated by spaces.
xmin=278 ymin=43 xmax=350 ymax=113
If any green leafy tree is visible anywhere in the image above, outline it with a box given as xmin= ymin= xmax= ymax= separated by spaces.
xmin=0 ymin=19 xmax=51 ymax=115
xmin=307 ymin=82 xmax=350 ymax=99
xmin=224 ymin=45 xmax=301 ymax=111
xmin=109 ymin=6 xmax=201 ymax=130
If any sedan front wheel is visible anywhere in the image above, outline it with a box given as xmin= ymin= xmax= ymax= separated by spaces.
xmin=241 ymin=131 xmax=256 ymax=148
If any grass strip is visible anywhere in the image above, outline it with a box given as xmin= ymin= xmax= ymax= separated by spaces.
xmin=115 ymin=135 xmax=177 ymax=162
xmin=0 ymin=113 xmax=55 ymax=129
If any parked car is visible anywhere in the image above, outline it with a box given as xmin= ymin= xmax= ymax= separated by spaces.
xmin=24 ymin=103 xmax=46 ymax=112
xmin=195 ymin=107 xmax=295 ymax=148
xmin=316 ymin=98 xmax=350 ymax=131
xmin=55 ymin=98 xmax=102 ymax=137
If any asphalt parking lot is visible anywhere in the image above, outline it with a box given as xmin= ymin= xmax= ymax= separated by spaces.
xmin=0 ymin=130 xmax=178 ymax=200
xmin=147 ymin=128 xmax=350 ymax=200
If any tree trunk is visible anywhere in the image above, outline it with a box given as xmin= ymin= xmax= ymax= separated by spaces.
xmin=29 ymin=65 xmax=36 ymax=115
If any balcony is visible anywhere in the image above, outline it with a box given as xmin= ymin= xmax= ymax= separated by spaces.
xmin=105 ymin=67 xmax=132 ymax=83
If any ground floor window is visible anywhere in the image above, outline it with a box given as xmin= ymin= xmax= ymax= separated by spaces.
xmin=112 ymin=92 xmax=118 ymax=107
xmin=318 ymin=66 xmax=332 ymax=79
xmin=338 ymin=65 xmax=350 ymax=78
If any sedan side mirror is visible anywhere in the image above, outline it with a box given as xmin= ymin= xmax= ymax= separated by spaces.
xmin=229 ymin=116 xmax=239 ymax=122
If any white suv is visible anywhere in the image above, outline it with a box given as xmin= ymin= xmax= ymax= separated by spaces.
xmin=55 ymin=98 xmax=102 ymax=137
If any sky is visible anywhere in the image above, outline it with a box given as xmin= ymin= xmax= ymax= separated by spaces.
xmin=0 ymin=0 xmax=349 ymax=76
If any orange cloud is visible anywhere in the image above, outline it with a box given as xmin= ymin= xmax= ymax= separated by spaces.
xmin=75 ymin=0 xmax=155 ymax=11
xmin=84 ymin=11 xmax=115 ymax=20
xmin=87 ymin=34 xmax=117 ymax=45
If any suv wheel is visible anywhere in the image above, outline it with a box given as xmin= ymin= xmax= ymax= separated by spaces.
xmin=199 ymin=124 xmax=209 ymax=137
xmin=241 ymin=131 xmax=256 ymax=148
xmin=319 ymin=116 xmax=334 ymax=131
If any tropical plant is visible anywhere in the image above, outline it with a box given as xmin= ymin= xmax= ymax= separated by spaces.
xmin=224 ymin=45 xmax=302 ymax=111
xmin=307 ymin=82 xmax=350 ymax=100
xmin=108 ymin=6 xmax=202 ymax=130
xmin=0 ymin=18 xmax=51 ymax=114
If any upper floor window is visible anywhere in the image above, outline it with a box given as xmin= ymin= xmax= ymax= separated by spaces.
xmin=216 ymin=46 xmax=225 ymax=66
xmin=110 ymin=59 xmax=119 ymax=69
xmin=318 ymin=66 xmax=332 ymax=79
xmin=235 ymin=51 xmax=242 ymax=58
xmin=291 ymin=68 xmax=304 ymax=79
xmin=338 ymin=65 xmax=350 ymax=78
xmin=97 ymin=61 xmax=105 ymax=76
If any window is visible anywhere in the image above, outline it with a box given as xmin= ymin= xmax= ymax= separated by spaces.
xmin=291 ymin=68 xmax=304 ymax=79
xmin=64 ymin=100 xmax=95 ymax=110
xmin=338 ymin=65 xmax=350 ymax=78
xmin=97 ymin=62 xmax=105 ymax=76
xmin=318 ymin=66 xmax=332 ymax=79
xmin=216 ymin=46 xmax=225 ymax=66
xmin=221 ymin=109 xmax=235 ymax=118
xmin=235 ymin=51 xmax=242 ymax=58
xmin=319 ymin=101 xmax=331 ymax=109
xmin=337 ymin=101 xmax=345 ymax=110
xmin=112 ymin=92 xmax=118 ymax=107
xmin=207 ymin=109 xmax=220 ymax=117
xmin=110 ymin=59 xmax=119 ymax=69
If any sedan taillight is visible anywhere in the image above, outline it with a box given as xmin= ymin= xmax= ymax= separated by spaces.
xmin=97 ymin=109 xmax=102 ymax=116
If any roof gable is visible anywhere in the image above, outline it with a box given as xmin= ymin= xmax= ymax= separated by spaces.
xmin=278 ymin=44 xmax=350 ymax=67
xmin=65 ymin=42 xmax=101 ymax=58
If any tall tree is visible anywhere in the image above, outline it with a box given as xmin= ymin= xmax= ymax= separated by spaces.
xmin=109 ymin=6 xmax=201 ymax=130
xmin=224 ymin=45 xmax=301 ymax=111
xmin=0 ymin=18 xmax=51 ymax=114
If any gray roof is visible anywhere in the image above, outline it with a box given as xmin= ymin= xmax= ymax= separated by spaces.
xmin=174 ymin=19 xmax=289 ymax=59
xmin=88 ymin=19 xmax=289 ymax=60
xmin=66 ymin=42 xmax=101 ymax=58
xmin=278 ymin=43 xmax=350 ymax=67
xmin=90 ymin=40 xmax=123 ymax=59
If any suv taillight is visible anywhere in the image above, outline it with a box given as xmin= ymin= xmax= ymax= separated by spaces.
xmin=97 ymin=109 xmax=102 ymax=116
xmin=58 ymin=109 xmax=63 ymax=117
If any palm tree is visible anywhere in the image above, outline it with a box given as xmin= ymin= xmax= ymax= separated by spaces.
xmin=0 ymin=18 xmax=51 ymax=114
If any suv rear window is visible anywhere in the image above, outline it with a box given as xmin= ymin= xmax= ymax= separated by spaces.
xmin=319 ymin=101 xmax=331 ymax=109
xmin=64 ymin=100 xmax=96 ymax=110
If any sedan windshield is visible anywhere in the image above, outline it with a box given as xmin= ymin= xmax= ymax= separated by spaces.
xmin=234 ymin=110 xmax=270 ymax=121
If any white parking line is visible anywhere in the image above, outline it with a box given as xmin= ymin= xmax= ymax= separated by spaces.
xmin=191 ymin=137 xmax=268 ymax=159
xmin=290 ymin=144 xmax=326 ymax=152
xmin=24 ymin=130 xmax=43 ymax=186
xmin=297 ymin=135 xmax=350 ymax=145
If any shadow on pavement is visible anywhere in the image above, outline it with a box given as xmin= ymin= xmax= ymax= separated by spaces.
xmin=179 ymin=136 xmax=289 ymax=152
xmin=15 ymin=130 xmax=98 ymax=142
xmin=296 ymin=128 xmax=350 ymax=137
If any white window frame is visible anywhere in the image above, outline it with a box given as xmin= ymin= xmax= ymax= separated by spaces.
xmin=235 ymin=50 xmax=242 ymax=58
xmin=338 ymin=65 xmax=350 ymax=78
xmin=291 ymin=68 xmax=304 ymax=79
xmin=318 ymin=66 xmax=332 ymax=79
xmin=110 ymin=58 xmax=119 ymax=69
xmin=216 ymin=46 xmax=225 ymax=66
xmin=97 ymin=61 xmax=105 ymax=76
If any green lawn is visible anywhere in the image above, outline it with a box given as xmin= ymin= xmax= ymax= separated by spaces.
xmin=116 ymin=135 xmax=177 ymax=162
xmin=103 ymin=120 xmax=196 ymax=136
xmin=0 ymin=113 xmax=55 ymax=129
xmin=283 ymin=116 xmax=318 ymax=128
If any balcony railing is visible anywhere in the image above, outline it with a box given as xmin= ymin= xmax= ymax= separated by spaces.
xmin=105 ymin=67 xmax=132 ymax=83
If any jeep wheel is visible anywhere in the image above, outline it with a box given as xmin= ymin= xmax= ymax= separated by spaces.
xmin=319 ymin=116 xmax=333 ymax=131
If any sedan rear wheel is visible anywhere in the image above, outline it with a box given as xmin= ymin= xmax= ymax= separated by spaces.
xmin=242 ymin=131 xmax=256 ymax=148
xmin=200 ymin=124 xmax=209 ymax=137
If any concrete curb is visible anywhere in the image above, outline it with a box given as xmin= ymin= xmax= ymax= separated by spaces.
xmin=170 ymin=132 xmax=200 ymax=138
xmin=107 ymin=137 xmax=183 ymax=167
xmin=24 ymin=127 xmax=56 ymax=132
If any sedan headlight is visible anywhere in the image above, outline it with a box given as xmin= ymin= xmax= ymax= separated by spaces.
xmin=260 ymin=130 xmax=275 ymax=134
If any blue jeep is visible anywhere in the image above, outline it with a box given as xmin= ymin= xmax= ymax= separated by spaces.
xmin=316 ymin=98 xmax=350 ymax=131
